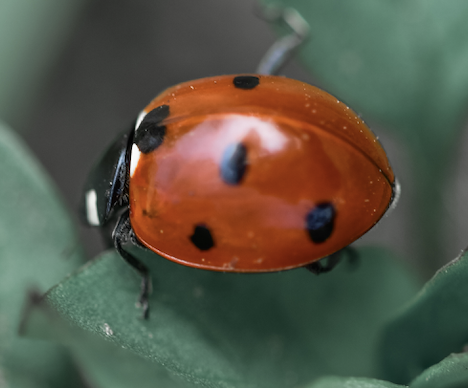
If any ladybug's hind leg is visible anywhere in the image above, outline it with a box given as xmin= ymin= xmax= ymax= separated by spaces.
xmin=304 ymin=247 xmax=359 ymax=275
xmin=113 ymin=209 xmax=151 ymax=319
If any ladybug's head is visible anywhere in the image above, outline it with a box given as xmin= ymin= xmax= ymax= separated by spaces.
xmin=80 ymin=127 xmax=133 ymax=227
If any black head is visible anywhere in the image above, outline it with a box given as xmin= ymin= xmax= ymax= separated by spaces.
xmin=81 ymin=126 xmax=133 ymax=227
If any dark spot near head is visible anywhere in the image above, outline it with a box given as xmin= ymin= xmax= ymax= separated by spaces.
xmin=190 ymin=224 xmax=214 ymax=251
xmin=233 ymin=75 xmax=259 ymax=90
xmin=134 ymin=105 xmax=170 ymax=153
xmin=220 ymin=143 xmax=248 ymax=185
xmin=306 ymin=203 xmax=335 ymax=243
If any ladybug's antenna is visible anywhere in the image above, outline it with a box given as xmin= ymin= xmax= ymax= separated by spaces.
xmin=255 ymin=4 xmax=309 ymax=75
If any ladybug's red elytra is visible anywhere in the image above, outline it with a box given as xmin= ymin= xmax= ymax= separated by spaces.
xmin=130 ymin=74 xmax=395 ymax=270
xmin=82 ymin=74 xmax=398 ymax=318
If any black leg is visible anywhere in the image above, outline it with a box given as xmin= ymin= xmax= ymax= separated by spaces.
xmin=113 ymin=209 xmax=151 ymax=319
xmin=343 ymin=246 xmax=359 ymax=271
xmin=304 ymin=251 xmax=342 ymax=275
xmin=304 ymin=247 xmax=360 ymax=275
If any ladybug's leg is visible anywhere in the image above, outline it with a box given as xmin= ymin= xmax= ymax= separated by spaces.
xmin=343 ymin=246 xmax=359 ymax=270
xmin=113 ymin=209 xmax=151 ymax=319
xmin=304 ymin=247 xmax=359 ymax=275
xmin=256 ymin=5 xmax=309 ymax=75
xmin=304 ymin=252 xmax=342 ymax=275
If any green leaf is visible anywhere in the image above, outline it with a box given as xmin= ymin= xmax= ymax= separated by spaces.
xmin=279 ymin=351 xmax=468 ymax=388
xmin=305 ymin=376 xmax=403 ymax=388
xmin=410 ymin=352 xmax=468 ymax=388
xmin=0 ymin=121 xmax=85 ymax=387
xmin=38 ymin=246 xmax=418 ymax=387
xmin=21 ymin=295 xmax=198 ymax=388
xmin=378 ymin=249 xmax=468 ymax=384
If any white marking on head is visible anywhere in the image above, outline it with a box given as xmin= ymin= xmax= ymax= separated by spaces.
xmin=130 ymin=143 xmax=142 ymax=177
xmin=135 ymin=110 xmax=147 ymax=132
xmin=85 ymin=189 xmax=100 ymax=226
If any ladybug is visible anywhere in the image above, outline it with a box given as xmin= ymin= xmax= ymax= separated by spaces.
xmin=82 ymin=74 xmax=398 ymax=318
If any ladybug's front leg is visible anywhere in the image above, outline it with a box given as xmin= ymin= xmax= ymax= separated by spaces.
xmin=113 ymin=209 xmax=151 ymax=319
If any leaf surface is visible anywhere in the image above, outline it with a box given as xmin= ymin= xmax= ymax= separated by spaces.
xmin=41 ymin=246 xmax=418 ymax=387
xmin=379 ymin=249 xmax=468 ymax=384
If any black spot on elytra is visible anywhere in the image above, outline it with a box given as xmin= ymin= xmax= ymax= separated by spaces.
xmin=220 ymin=143 xmax=248 ymax=185
xmin=134 ymin=105 xmax=169 ymax=153
xmin=306 ymin=203 xmax=336 ymax=243
xmin=190 ymin=224 xmax=214 ymax=251
xmin=233 ymin=75 xmax=259 ymax=89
